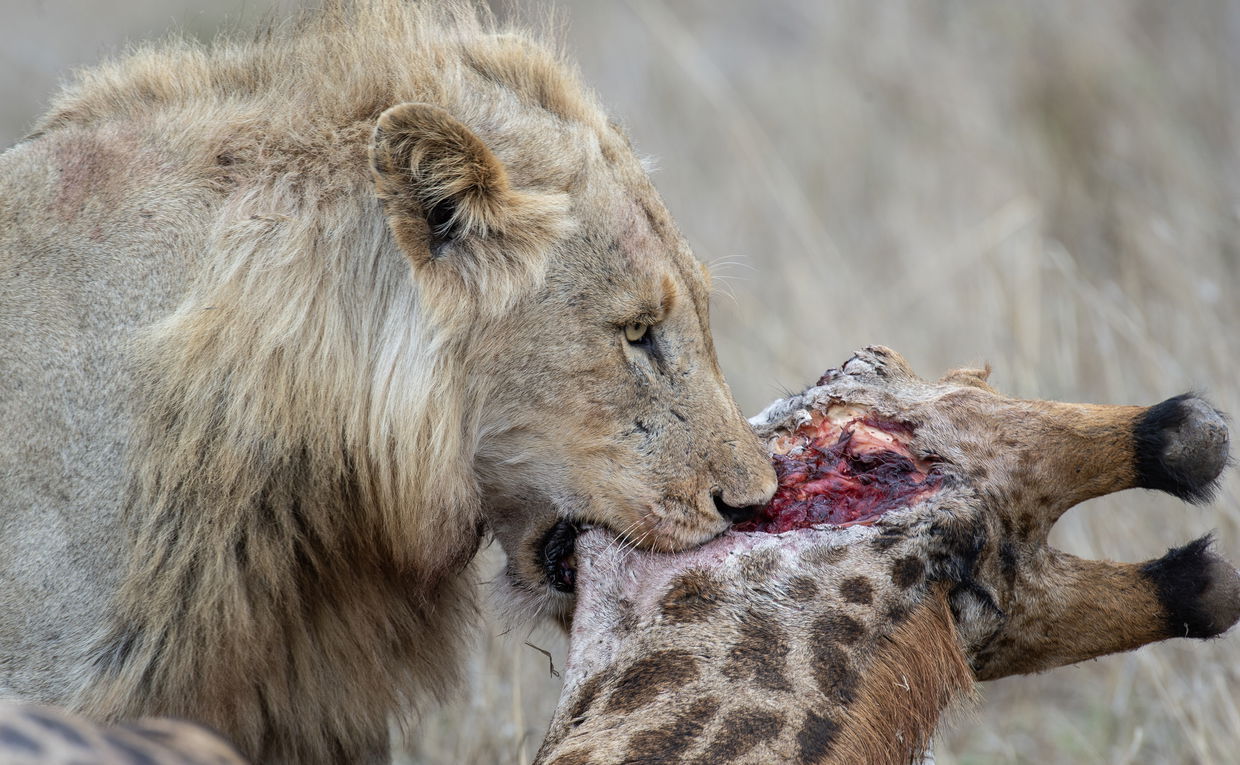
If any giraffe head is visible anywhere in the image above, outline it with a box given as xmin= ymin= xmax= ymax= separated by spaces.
xmin=736 ymin=345 xmax=1239 ymax=678
xmin=530 ymin=346 xmax=1239 ymax=764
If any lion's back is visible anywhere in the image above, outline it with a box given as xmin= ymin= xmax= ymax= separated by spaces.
xmin=0 ymin=126 xmax=206 ymax=701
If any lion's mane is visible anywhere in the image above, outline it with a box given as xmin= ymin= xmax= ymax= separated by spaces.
xmin=28 ymin=2 xmax=601 ymax=761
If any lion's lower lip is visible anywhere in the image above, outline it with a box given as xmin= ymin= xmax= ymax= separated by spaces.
xmin=540 ymin=519 xmax=580 ymax=593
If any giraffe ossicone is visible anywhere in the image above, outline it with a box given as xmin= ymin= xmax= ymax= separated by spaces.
xmin=530 ymin=346 xmax=1239 ymax=765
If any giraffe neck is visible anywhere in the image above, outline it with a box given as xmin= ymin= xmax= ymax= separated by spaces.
xmin=535 ymin=530 xmax=975 ymax=765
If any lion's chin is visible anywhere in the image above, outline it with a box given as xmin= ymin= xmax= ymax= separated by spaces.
xmin=496 ymin=532 xmax=578 ymax=632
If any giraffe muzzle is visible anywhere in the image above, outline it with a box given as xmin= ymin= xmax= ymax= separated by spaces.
xmin=1134 ymin=393 xmax=1230 ymax=503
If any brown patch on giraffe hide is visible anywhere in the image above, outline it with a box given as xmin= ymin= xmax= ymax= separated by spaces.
xmin=624 ymin=697 xmax=719 ymax=761
xmin=870 ymin=527 xmax=910 ymax=553
xmin=604 ymin=650 xmax=700 ymax=714
xmin=701 ymin=708 xmax=785 ymax=761
xmin=659 ymin=569 xmax=725 ymax=624
xmin=838 ymin=576 xmax=874 ymax=605
xmin=890 ymin=555 xmax=925 ymax=589
xmin=883 ymin=601 xmax=911 ymax=626
xmin=814 ymin=612 xmax=867 ymax=646
xmin=809 ymin=643 xmax=859 ymax=706
xmin=795 ymin=710 xmax=841 ymax=763
xmin=800 ymin=544 xmax=849 ymax=567
xmin=566 ymin=674 xmax=607 ymax=728
xmin=723 ymin=611 xmax=793 ymax=692
xmin=829 ymin=587 xmax=975 ymax=765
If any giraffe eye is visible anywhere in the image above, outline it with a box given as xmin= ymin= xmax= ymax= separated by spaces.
xmin=624 ymin=322 xmax=649 ymax=344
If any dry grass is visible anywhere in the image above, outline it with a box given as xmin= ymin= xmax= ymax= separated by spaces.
xmin=6 ymin=1 xmax=1239 ymax=763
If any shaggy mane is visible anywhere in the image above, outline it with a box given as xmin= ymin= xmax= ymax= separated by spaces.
xmin=36 ymin=0 xmax=605 ymax=139
xmin=40 ymin=2 xmax=613 ymax=761
xmin=835 ymin=587 xmax=976 ymax=764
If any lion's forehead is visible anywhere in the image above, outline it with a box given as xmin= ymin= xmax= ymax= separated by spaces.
xmin=551 ymin=185 xmax=707 ymax=318
xmin=612 ymin=196 xmax=664 ymax=269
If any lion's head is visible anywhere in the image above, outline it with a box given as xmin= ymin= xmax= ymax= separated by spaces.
xmin=369 ymin=98 xmax=775 ymax=609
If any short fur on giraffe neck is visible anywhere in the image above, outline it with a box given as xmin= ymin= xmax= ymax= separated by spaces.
xmin=530 ymin=346 xmax=1239 ymax=765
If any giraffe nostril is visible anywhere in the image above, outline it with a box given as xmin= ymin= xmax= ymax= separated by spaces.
xmin=714 ymin=495 xmax=759 ymax=525
xmin=1135 ymin=394 xmax=1229 ymax=504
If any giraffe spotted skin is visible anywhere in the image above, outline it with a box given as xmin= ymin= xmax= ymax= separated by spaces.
xmin=525 ymin=346 xmax=1240 ymax=765
xmin=539 ymin=525 xmax=969 ymax=764
xmin=0 ymin=702 xmax=247 ymax=764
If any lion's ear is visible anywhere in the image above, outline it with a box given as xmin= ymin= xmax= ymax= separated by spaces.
xmin=369 ymin=102 xmax=516 ymax=262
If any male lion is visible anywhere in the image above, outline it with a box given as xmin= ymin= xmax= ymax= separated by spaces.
xmin=0 ymin=2 xmax=775 ymax=762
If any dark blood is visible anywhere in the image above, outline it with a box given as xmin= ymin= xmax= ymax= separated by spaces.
xmin=736 ymin=410 xmax=941 ymax=534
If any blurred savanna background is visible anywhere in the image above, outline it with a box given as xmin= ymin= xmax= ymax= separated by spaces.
xmin=5 ymin=0 xmax=1239 ymax=762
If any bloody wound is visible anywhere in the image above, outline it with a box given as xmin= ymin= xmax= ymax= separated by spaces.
xmin=736 ymin=405 xmax=942 ymax=533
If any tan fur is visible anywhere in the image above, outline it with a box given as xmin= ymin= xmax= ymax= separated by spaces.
xmin=0 ymin=3 xmax=774 ymax=763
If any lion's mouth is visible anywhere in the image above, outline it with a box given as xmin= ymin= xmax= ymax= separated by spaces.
xmin=542 ymin=406 xmax=942 ymax=593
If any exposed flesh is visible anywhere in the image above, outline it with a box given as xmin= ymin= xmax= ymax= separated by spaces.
xmin=736 ymin=404 xmax=941 ymax=534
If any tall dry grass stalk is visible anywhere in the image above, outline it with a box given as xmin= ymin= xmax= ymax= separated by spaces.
xmin=5 ymin=1 xmax=1237 ymax=763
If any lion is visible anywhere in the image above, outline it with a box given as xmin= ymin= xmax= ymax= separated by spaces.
xmin=0 ymin=2 xmax=776 ymax=762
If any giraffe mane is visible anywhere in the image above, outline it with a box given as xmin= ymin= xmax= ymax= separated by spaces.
xmin=832 ymin=585 xmax=975 ymax=764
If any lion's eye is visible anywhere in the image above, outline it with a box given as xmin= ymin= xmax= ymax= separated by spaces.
xmin=624 ymin=322 xmax=649 ymax=344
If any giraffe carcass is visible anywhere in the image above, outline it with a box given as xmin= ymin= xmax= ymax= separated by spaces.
xmin=531 ymin=346 xmax=1240 ymax=765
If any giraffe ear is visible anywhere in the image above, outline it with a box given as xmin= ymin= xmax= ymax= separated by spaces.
xmin=939 ymin=365 xmax=994 ymax=391
xmin=369 ymin=102 xmax=516 ymax=263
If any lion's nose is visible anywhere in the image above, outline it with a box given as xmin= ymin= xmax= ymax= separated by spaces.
xmin=714 ymin=494 xmax=759 ymax=524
